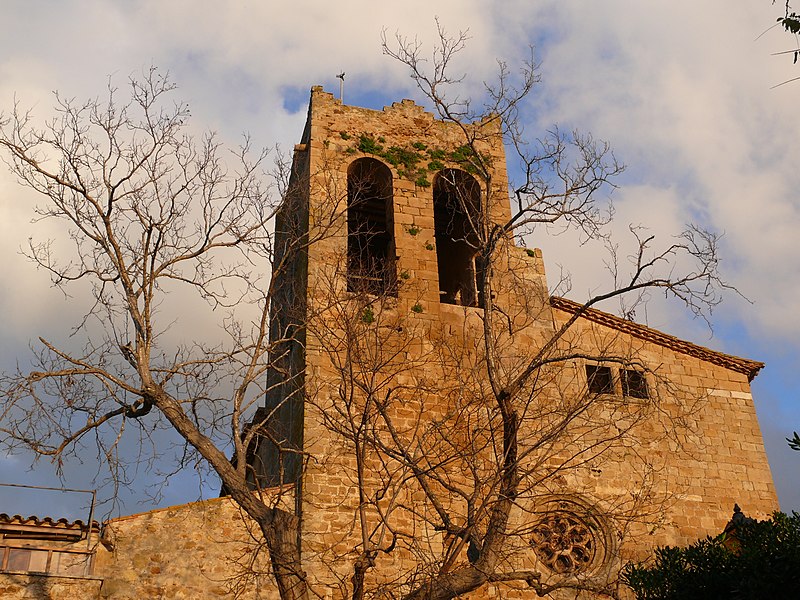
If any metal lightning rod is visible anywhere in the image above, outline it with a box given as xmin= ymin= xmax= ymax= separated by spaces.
xmin=336 ymin=72 xmax=345 ymax=103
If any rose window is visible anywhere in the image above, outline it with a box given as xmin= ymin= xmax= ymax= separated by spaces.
xmin=529 ymin=497 xmax=610 ymax=575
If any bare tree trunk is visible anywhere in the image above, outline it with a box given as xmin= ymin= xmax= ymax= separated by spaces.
xmin=259 ymin=511 xmax=308 ymax=600
xmin=403 ymin=566 xmax=485 ymax=600
xmin=155 ymin=390 xmax=309 ymax=599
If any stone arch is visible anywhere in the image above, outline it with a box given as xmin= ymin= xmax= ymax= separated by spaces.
xmin=433 ymin=168 xmax=485 ymax=307
xmin=347 ymin=157 xmax=396 ymax=295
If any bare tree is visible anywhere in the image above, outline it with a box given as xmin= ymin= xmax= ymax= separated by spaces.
xmin=0 ymin=69 xmax=315 ymax=599
xmin=0 ymin=27 xmax=733 ymax=600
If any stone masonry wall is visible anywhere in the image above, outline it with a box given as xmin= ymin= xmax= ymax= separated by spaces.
xmin=95 ymin=497 xmax=277 ymax=600
xmin=0 ymin=573 xmax=102 ymax=600
xmin=550 ymin=305 xmax=778 ymax=554
xmin=295 ymin=88 xmax=560 ymax=595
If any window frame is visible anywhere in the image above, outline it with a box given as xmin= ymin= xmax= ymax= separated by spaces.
xmin=0 ymin=543 xmax=95 ymax=577
xmin=585 ymin=364 xmax=615 ymax=396
xmin=621 ymin=368 xmax=649 ymax=400
xmin=583 ymin=363 xmax=650 ymax=400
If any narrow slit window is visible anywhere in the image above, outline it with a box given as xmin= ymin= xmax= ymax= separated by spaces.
xmin=622 ymin=369 xmax=649 ymax=399
xmin=586 ymin=365 xmax=613 ymax=395
xmin=433 ymin=169 xmax=484 ymax=307
xmin=347 ymin=158 xmax=395 ymax=295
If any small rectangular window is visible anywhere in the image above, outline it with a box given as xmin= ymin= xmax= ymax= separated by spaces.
xmin=586 ymin=365 xmax=613 ymax=395
xmin=6 ymin=548 xmax=48 ymax=572
xmin=6 ymin=548 xmax=31 ymax=571
xmin=622 ymin=369 xmax=649 ymax=399
xmin=1 ymin=546 xmax=93 ymax=576
xmin=51 ymin=550 xmax=90 ymax=576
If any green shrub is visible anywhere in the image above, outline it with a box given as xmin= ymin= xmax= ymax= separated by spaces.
xmin=361 ymin=306 xmax=375 ymax=324
xmin=622 ymin=511 xmax=800 ymax=600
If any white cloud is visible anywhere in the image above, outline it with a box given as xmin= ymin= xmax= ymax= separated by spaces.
xmin=518 ymin=2 xmax=800 ymax=341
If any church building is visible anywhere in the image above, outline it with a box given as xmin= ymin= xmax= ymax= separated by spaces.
xmin=0 ymin=87 xmax=777 ymax=600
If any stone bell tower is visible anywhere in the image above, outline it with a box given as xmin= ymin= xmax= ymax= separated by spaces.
xmin=248 ymin=86 xmax=553 ymax=490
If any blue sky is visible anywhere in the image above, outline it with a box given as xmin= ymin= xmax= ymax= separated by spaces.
xmin=0 ymin=1 xmax=797 ymax=520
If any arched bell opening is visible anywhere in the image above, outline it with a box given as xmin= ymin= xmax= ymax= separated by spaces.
xmin=433 ymin=168 xmax=485 ymax=307
xmin=347 ymin=158 xmax=396 ymax=296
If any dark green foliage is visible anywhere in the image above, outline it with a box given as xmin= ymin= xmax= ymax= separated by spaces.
xmin=447 ymin=144 xmax=492 ymax=175
xmin=383 ymin=146 xmax=421 ymax=172
xmin=622 ymin=512 xmax=800 ymax=600
xmin=788 ymin=431 xmax=800 ymax=450
xmin=623 ymin=540 xmax=733 ymax=600
xmin=355 ymin=135 xmax=422 ymax=179
xmin=426 ymin=148 xmax=446 ymax=161
xmin=339 ymin=131 xmax=351 ymax=140
xmin=357 ymin=134 xmax=384 ymax=154
xmin=450 ymin=144 xmax=480 ymax=173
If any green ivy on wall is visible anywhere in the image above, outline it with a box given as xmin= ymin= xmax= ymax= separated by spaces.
xmin=343 ymin=133 xmax=490 ymax=187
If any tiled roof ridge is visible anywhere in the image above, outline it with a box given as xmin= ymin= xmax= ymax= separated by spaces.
xmin=0 ymin=513 xmax=100 ymax=531
xmin=550 ymin=296 xmax=764 ymax=381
